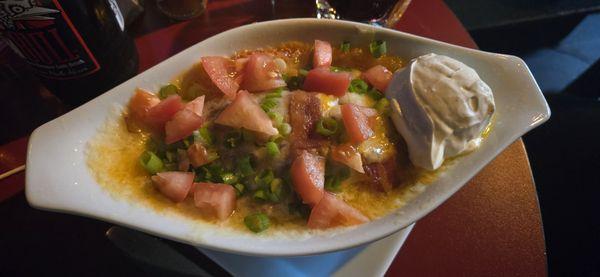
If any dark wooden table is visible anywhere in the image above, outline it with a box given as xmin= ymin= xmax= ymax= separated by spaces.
xmin=0 ymin=0 xmax=547 ymax=276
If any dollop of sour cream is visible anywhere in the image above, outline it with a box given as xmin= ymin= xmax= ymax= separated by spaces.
xmin=386 ymin=53 xmax=495 ymax=170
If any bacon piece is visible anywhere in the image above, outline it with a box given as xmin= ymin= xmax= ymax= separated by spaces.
xmin=288 ymin=91 xmax=328 ymax=157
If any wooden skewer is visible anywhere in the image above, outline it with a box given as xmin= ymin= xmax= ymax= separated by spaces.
xmin=0 ymin=165 xmax=26 ymax=180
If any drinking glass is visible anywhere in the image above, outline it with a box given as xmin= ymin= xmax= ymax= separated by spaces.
xmin=315 ymin=0 xmax=411 ymax=28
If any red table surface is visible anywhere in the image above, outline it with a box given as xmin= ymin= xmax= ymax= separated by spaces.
xmin=0 ymin=0 xmax=546 ymax=275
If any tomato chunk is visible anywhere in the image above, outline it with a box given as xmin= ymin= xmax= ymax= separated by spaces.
xmin=362 ymin=65 xmax=392 ymax=92
xmin=331 ymin=144 xmax=364 ymax=173
xmin=240 ymin=53 xmax=286 ymax=92
xmin=341 ymin=103 xmax=375 ymax=143
xmin=215 ymin=90 xmax=278 ymax=136
xmin=291 ymin=150 xmax=325 ymax=206
xmin=151 ymin=172 xmax=195 ymax=203
xmin=187 ymin=143 xmax=212 ymax=167
xmin=307 ymin=193 xmax=369 ymax=229
xmin=313 ymin=40 xmax=332 ymax=68
xmin=164 ymin=96 xmax=205 ymax=144
xmin=302 ymin=68 xmax=351 ymax=97
xmin=201 ymin=56 xmax=238 ymax=100
xmin=129 ymin=88 xmax=160 ymax=121
xmin=146 ymin=95 xmax=185 ymax=129
xmin=193 ymin=182 xmax=236 ymax=220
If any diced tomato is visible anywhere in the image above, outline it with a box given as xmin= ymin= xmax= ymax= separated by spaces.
xmin=146 ymin=95 xmax=185 ymax=129
xmin=240 ymin=53 xmax=286 ymax=92
xmin=185 ymin=95 xmax=205 ymax=117
xmin=331 ymin=144 xmax=364 ymax=173
xmin=313 ymin=40 xmax=332 ymax=68
xmin=215 ymin=90 xmax=279 ymax=136
xmin=187 ymin=143 xmax=212 ymax=167
xmin=341 ymin=103 xmax=375 ymax=143
xmin=307 ymin=192 xmax=369 ymax=229
xmin=129 ymin=88 xmax=160 ymax=120
xmin=201 ymin=56 xmax=238 ymax=100
xmin=362 ymin=65 xmax=392 ymax=92
xmin=291 ymin=150 xmax=325 ymax=206
xmin=302 ymin=68 xmax=351 ymax=97
xmin=164 ymin=96 xmax=205 ymax=144
xmin=165 ymin=110 xmax=203 ymax=144
xmin=193 ymin=182 xmax=236 ymax=220
xmin=151 ymin=171 xmax=195 ymax=202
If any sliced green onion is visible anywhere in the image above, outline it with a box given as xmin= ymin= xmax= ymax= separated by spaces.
xmin=366 ymin=87 xmax=384 ymax=101
xmin=224 ymin=131 xmax=242 ymax=148
xmin=375 ymin=98 xmax=390 ymax=115
xmin=265 ymin=141 xmax=280 ymax=157
xmin=325 ymin=164 xmax=351 ymax=192
xmin=255 ymin=169 xmax=274 ymax=188
xmin=369 ymin=40 xmax=387 ymax=58
xmin=253 ymin=190 xmax=268 ymax=201
xmin=267 ymin=112 xmax=283 ymax=125
xmin=340 ymin=41 xmax=350 ymax=52
xmin=139 ymin=151 xmax=164 ymax=174
xmin=265 ymin=87 xmax=283 ymax=98
xmin=221 ymin=172 xmax=238 ymax=185
xmin=194 ymin=126 xmax=213 ymax=146
xmin=237 ymin=156 xmax=254 ymax=177
xmin=260 ymin=98 xmax=279 ymax=112
xmin=349 ymin=79 xmax=369 ymax=94
xmin=298 ymin=69 xmax=309 ymax=76
xmin=278 ymin=123 xmax=292 ymax=136
xmin=316 ymin=117 xmax=339 ymax=136
xmin=233 ymin=183 xmax=245 ymax=196
xmin=158 ymin=84 xmax=178 ymax=99
xmin=269 ymin=178 xmax=283 ymax=202
xmin=244 ymin=213 xmax=270 ymax=233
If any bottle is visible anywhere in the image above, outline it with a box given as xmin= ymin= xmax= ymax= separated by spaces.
xmin=0 ymin=0 xmax=139 ymax=106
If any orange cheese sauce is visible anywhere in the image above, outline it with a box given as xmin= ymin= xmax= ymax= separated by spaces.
xmin=87 ymin=42 xmax=441 ymax=233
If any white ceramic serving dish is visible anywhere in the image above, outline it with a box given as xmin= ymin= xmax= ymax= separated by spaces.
xmin=26 ymin=18 xmax=550 ymax=257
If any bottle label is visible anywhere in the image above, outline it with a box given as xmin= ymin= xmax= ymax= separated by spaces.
xmin=0 ymin=0 xmax=100 ymax=79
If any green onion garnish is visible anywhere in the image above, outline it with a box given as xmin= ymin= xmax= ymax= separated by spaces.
xmin=233 ymin=183 xmax=245 ymax=196
xmin=220 ymin=172 xmax=238 ymax=185
xmin=269 ymin=178 xmax=284 ymax=202
xmin=267 ymin=112 xmax=283 ymax=125
xmin=375 ymin=98 xmax=390 ymax=115
xmin=278 ymin=123 xmax=292 ymax=136
xmin=237 ymin=156 xmax=254 ymax=177
xmin=324 ymin=166 xmax=350 ymax=192
xmin=369 ymin=40 xmax=387 ymax=58
xmin=315 ymin=117 xmax=339 ymax=136
xmin=265 ymin=141 xmax=280 ymax=157
xmin=194 ymin=126 xmax=213 ymax=146
xmin=158 ymin=84 xmax=178 ymax=99
xmin=139 ymin=151 xmax=164 ymax=174
xmin=265 ymin=87 xmax=283 ymax=99
xmin=340 ymin=41 xmax=350 ymax=52
xmin=298 ymin=69 xmax=309 ymax=76
xmin=366 ymin=87 xmax=384 ymax=100
xmin=349 ymin=79 xmax=369 ymax=94
xmin=255 ymin=169 xmax=274 ymax=188
xmin=253 ymin=190 xmax=268 ymax=201
xmin=244 ymin=213 xmax=270 ymax=233
xmin=260 ymin=98 xmax=279 ymax=112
